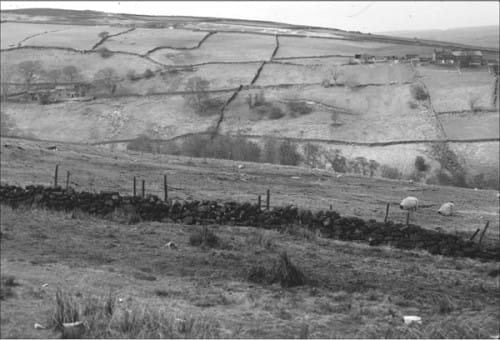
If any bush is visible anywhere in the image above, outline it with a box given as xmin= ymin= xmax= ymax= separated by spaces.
xmin=97 ymin=47 xmax=113 ymax=58
xmin=408 ymin=100 xmax=419 ymax=109
xmin=278 ymin=140 xmax=302 ymax=166
xmin=430 ymin=143 xmax=467 ymax=187
xmin=143 ymin=69 xmax=155 ymax=79
xmin=328 ymin=150 xmax=347 ymax=173
xmin=189 ymin=226 xmax=219 ymax=248
xmin=0 ymin=275 xmax=19 ymax=300
xmin=126 ymin=70 xmax=141 ymax=81
xmin=380 ymin=165 xmax=403 ymax=180
xmin=266 ymin=104 xmax=285 ymax=120
xmin=410 ymin=84 xmax=429 ymax=101
xmin=286 ymin=101 xmax=313 ymax=117
xmin=414 ymin=156 xmax=429 ymax=172
xmin=196 ymin=98 xmax=224 ymax=116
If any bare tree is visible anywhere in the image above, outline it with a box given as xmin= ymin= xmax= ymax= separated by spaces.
xmin=185 ymin=76 xmax=212 ymax=114
xmin=98 ymin=31 xmax=109 ymax=39
xmin=17 ymin=60 xmax=43 ymax=91
xmin=94 ymin=67 xmax=119 ymax=94
xmin=46 ymin=69 xmax=62 ymax=85
xmin=62 ymin=65 xmax=80 ymax=83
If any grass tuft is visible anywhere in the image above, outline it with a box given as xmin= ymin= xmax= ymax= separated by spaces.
xmin=189 ymin=226 xmax=220 ymax=248
xmin=247 ymin=251 xmax=306 ymax=288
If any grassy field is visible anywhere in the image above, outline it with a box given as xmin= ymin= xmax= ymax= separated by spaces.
xmin=101 ymin=28 xmax=208 ymax=54
xmin=223 ymin=84 xmax=442 ymax=142
xmin=149 ymin=32 xmax=276 ymax=65
xmin=272 ymin=56 xmax=351 ymax=66
xmin=419 ymin=66 xmax=496 ymax=113
xmin=1 ymin=138 xmax=499 ymax=339
xmin=255 ymin=63 xmax=415 ymax=86
xmin=18 ymin=25 xmax=130 ymax=50
xmin=274 ymin=37 xmax=436 ymax=59
xmin=0 ymin=22 xmax=87 ymax=49
xmin=2 ymin=93 xmax=230 ymax=142
xmin=1 ymin=138 xmax=498 ymax=241
xmin=440 ymin=111 xmax=500 ymax=140
xmin=1 ymin=48 xmax=162 ymax=81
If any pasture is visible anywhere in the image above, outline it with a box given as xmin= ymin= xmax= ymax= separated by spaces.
xmin=101 ymin=28 xmax=208 ymax=54
xmin=1 ymin=22 xmax=83 ymax=49
xmin=1 ymin=93 xmax=230 ymax=142
xmin=440 ymin=111 xmax=500 ymax=140
xmin=0 ymin=137 xmax=499 ymax=339
xmin=274 ymin=36 xmax=436 ymax=59
xmin=148 ymin=32 xmax=276 ymax=65
xmin=223 ymin=84 xmax=442 ymax=142
xmin=1 ymin=48 xmax=162 ymax=81
xmin=419 ymin=66 xmax=496 ymax=113
xmin=18 ymin=25 xmax=130 ymax=50
xmin=255 ymin=63 xmax=416 ymax=86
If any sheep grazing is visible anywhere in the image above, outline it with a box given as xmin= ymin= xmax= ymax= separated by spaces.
xmin=400 ymin=196 xmax=419 ymax=211
xmin=438 ymin=202 xmax=455 ymax=216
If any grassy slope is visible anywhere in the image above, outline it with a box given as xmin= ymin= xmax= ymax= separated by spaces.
xmin=1 ymin=138 xmax=498 ymax=242
xmin=1 ymin=141 xmax=499 ymax=338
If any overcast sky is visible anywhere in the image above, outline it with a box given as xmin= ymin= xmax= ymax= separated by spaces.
xmin=1 ymin=1 xmax=498 ymax=33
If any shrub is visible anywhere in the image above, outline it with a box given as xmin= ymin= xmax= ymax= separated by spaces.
xmin=266 ymin=104 xmax=285 ymax=120
xmin=278 ymin=140 xmax=302 ymax=166
xmin=143 ymin=69 xmax=155 ymax=79
xmin=327 ymin=150 xmax=347 ymax=173
xmin=430 ymin=143 xmax=467 ymax=187
xmin=380 ymin=165 xmax=403 ymax=180
xmin=197 ymin=98 xmax=224 ymax=116
xmin=97 ymin=47 xmax=113 ymax=58
xmin=286 ymin=101 xmax=313 ymax=117
xmin=189 ymin=226 xmax=219 ymax=248
xmin=126 ymin=69 xmax=140 ymax=81
xmin=98 ymin=31 xmax=109 ymax=39
xmin=414 ymin=156 xmax=429 ymax=172
xmin=410 ymin=84 xmax=429 ymax=101
xmin=408 ymin=100 xmax=419 ymax=109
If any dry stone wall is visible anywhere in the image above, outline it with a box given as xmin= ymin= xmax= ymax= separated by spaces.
xmin=1 ymin=183 xmax=498 ymax=262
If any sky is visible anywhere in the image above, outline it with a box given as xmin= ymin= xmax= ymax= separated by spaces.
xmin=1 ymin=1 xmax=498 ymax=33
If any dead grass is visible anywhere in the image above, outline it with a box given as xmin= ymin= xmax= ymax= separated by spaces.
xmin=45 ymin=289 xmax=220 ymax=338
xmin=189 ymin=226 xmax=220 ymax=248
xmin=247 ymin=251 xmax=306 ymax=288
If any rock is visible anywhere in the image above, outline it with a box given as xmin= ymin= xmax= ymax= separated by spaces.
xmin=62 ymin=321 xmax=85 ymax=338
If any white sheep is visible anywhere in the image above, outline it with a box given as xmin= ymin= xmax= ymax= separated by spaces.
xmin=400 ymin=196 xmax=419 ymax=211
xmin=438 ymin=202 xmax=455 ymax=216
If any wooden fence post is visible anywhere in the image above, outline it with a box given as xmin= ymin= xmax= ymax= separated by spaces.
xmin=141 ymin=180 xmax=145 ymax=198
xmin=54 ymin=164 xmax=59 ymax=187
xmin=266 ymin=189 xmax=270 ymax=210
xmin=164 ymin=174 xmax=168 ymax=201
xmin=384 ymin=203 xmax=390 ymax=223
xmin=329 ymin=204 xmax=333 ymax=211
xmin=258 ymin=195 xmax=261 ymax=211
xmin=66 ymin=171 xmax=70 ymax=189
xmin=133 ymin=176 xmax=136 ymax=197
xmin=469 ymin=228 xmax=481 ymax=241
xmin=478 ymin=221 xmax=490 ymax=247
xmin=405 ymin=211 xmax=410 ymax=226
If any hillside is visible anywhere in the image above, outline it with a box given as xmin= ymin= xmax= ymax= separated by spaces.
xmin=381 ymin=26 xmax=500 ymax=50
xmin=1 ymin=8 xmax=499 ymax=189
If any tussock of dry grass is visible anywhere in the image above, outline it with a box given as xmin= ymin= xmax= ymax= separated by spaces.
xmin=189 ymin=226 xmax=220 ymax=248
xmin=46 ymin=289 xmax=220 ymax=338
xmin=247 ymin=251 xmax=306 ymax=288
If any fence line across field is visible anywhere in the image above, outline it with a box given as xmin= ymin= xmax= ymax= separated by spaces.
xmin=49 ymin=164 xmax=493 ymax=245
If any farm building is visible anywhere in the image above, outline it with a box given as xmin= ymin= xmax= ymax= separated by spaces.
xmin=432 ymin=49 xmax=484 ymax=67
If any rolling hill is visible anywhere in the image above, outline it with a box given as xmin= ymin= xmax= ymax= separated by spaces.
xmin=1 ymin=8 xmax=499 ymax=189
